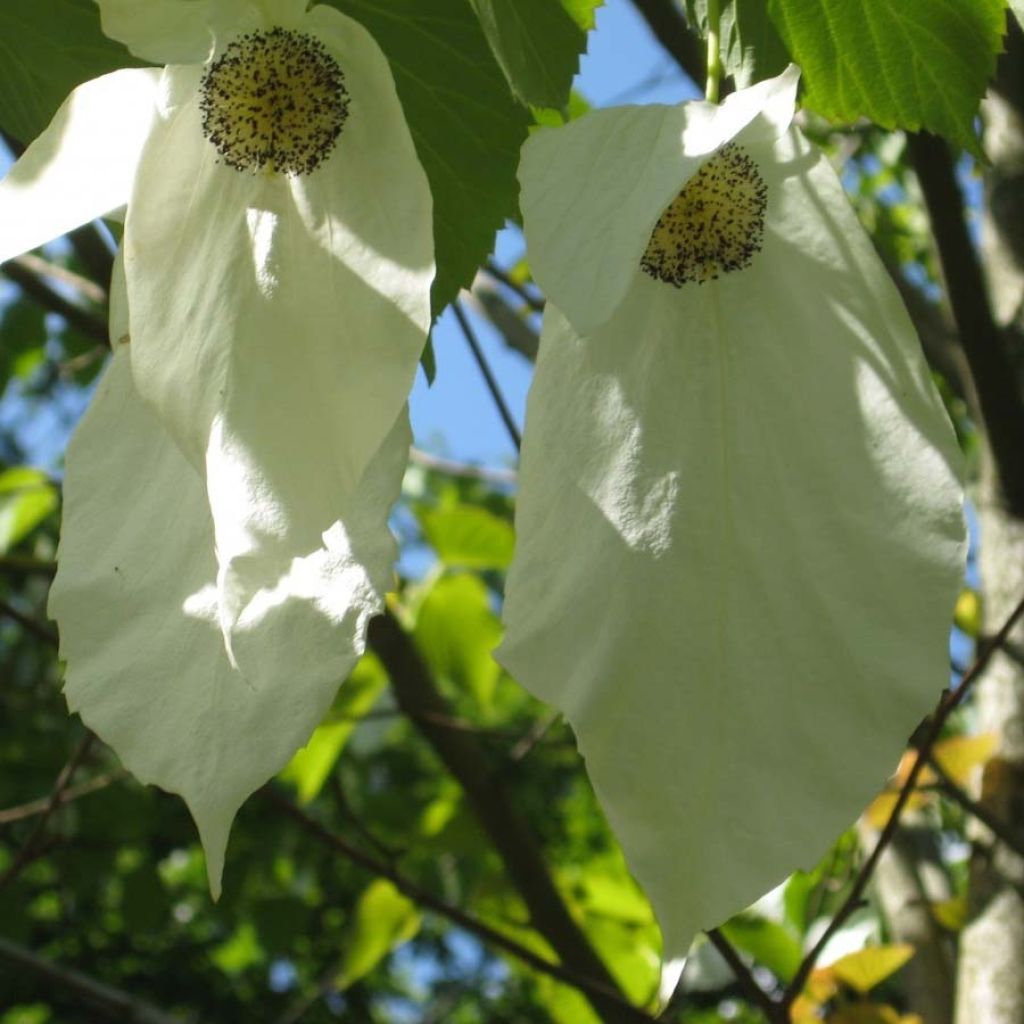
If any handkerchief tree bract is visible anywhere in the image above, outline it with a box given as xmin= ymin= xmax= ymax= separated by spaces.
xmin=0 ymin=1 xmax=1020 ymax=1021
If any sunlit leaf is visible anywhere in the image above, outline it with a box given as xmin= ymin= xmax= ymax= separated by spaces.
xmin=418 ymin=502 xmax=515 ymax=570
xmin=281 ymin=655 xmax=388 ymax=804
xmin=767 ymin=0 xmax=1004 ymax=156
xmin=830 ymin=943 xmax=915 ymax=994
xmin=0 ymin=468 xmax=58 ymax=553
xmin=335 ymin=879 xmax=421 ymax=990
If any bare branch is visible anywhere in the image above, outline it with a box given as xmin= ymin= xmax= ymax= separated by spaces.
xmin=908 ymin=132 xmax=1024 ymax=518
xmin=368 ymin=611 xmax=642 ymax=1023
xmin=0 ymin=936 xmax=186 ymax=1024
xmin=0 ymin=733 xmax=95 ymax=892
xmin=409 ymin=448 xmax=517 ymax=486
xmin=0 ymin=768 xmax=126 ymax=826
xmin=0 ymin=597 xmax=58 ymax=647
xmin=706 ymin=929 xmax=786 ymax=1024
xmin=1 ymin=257 xmax=109 ymax=344
xmin=264 ymin=786 xmax=656 ymax=1023
xmin=782 ymin=590 xmax=1024 ymax=1009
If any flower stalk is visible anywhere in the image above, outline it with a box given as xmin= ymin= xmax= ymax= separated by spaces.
xmin=704 ymin=0 xmax=722 ymax=103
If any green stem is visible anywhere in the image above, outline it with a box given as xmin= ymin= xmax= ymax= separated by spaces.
xmin=704 ymin=0 xmax=722 ymax=103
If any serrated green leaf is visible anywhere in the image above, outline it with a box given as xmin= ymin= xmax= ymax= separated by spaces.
xmin=0 ymin=0 xmax=146 ymax=144
xmin=468 ymin=0 xmax=592 ymax=109
xmin=414 ymin=573 xmax=502 ymax=709
xmin=325 ymin=0 xmax=531 ymax=316
xmin=335 ymin=880 xmax=421 ymax=990
xmin=687 ymin=0 xmax=789 ymax=88
xmin=281 ymin=655 xmax=388 ymax=804
xmin=767 ymin=0 xmax=1005 ymax=156
xmin=418 ymin=502 xmax=515 ymax=569
xmin=0 ymin=469 xmax=58 ymax=553
xmin=561 ymin=0 xmax=603 ymax=31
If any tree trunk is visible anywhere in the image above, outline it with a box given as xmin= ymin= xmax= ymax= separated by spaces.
xmin=955 ymin=27 xmax=1024 ymax=1021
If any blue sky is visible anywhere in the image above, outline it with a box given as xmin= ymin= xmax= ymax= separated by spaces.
xmin=407 ymin=0 xmax=700 ymax=471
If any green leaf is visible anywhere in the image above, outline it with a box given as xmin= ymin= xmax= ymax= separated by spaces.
xmin=767 ymin=0 xmax=1005 ymax=156
xmin=414 ymin=573 xmax=502 ymax=710
xmin=335 ymin=879 xmax=421 ymax=990
xmin=418 ymin=502 xmax=515 ymax=569
xmin=721 ymin=914 xmax=803 ymax=982
xmin=325 ymin=0 xmax=531 ymax=316
xmin=560 ymin=0 xmax=603 ymax=31
xmin=0 ymin=0 xmax=146 ymax=144
xmin=468 ymin=0 xmax=594 ymax=109
xmin=687 ymin=0 xmax=789 ymax=88
xmin=280 ymin=655 xmax=388 ymax=804
xmin=0 ymin=469 xmax=58 ymax=553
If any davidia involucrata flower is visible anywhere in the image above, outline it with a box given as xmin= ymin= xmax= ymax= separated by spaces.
xmin=0 ymin=0 xmax=433 ymax=891
xmin=498 ymin=67 xmax=966 ymax=959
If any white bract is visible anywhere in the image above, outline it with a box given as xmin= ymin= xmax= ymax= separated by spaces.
xmin=500 ymin=67 xmax=966 ymax=960
xmin=0 ymin=0 xmax=433 ymax=888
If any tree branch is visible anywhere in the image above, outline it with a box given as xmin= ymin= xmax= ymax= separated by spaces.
xmin=0 ymin=936 xmax=185 ymax=1024
xmin=367 ymin=611 xmax=642 ymax=1024
xmin=929 ymin=754 xmax=1024 ymax=858
xmin=782 ymin=590 xmax=1024 ymax=1010
xmin=0 ymin=733 xmax=95 ymax=892
xmin=1 ymin=257 xmax=109 ymax=344
xmin=0 ymin=768 xmax=125 ymax=827
xmin=0 ymin=596 xmax=58 ymax=646
xmin=264 ymin=786 xmax=656 ymax=1023
xmin=452 ymin=301 xmax=522 ymax=452
xmin=908 ymin=132 xmax=1024 ymax=518
xmin=706 ymin=929 xmax=785 ymax=1023
xmin=629 ymin=0 xmax=707 ymax=90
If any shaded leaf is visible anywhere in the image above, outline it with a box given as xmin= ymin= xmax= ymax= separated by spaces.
xmin=325 ymin=0 xmax=531 ymax=315
xmin=687 ymin=0 xmax=790 ymax=88
xmin=0 ymin=0 xmax=145 ymax=143
xmin=468 ymin=0 xmax=592 ymax=109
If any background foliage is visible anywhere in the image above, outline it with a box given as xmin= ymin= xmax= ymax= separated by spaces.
xmin=1 ymin=1 xmax=1024 ymax=1022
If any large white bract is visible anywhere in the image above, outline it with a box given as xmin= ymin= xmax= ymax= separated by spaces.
xmin=0 ymin=0 xmax=433 ymax=889
xmin=499 ymin=67 xmax=967 ymax=960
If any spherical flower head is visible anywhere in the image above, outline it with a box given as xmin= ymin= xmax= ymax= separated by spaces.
xmin=500 ymin=67 xmax=967 ymax=960
xmin=199 ymin=27 xmax=350 ymax=175
xmin=0 ymin=0 xmax=435 ymax=893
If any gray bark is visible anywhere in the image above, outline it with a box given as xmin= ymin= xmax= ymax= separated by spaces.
xmin=955 ymin=32 xmax=1024 ymax=1020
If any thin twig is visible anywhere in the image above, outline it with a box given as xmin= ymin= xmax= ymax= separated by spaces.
xmin=706 ymin=929 xmax=784 ymax=1024
xmin=1 ymin=258 xmax=108 ymax=344
xmin=14 ymin=252 xmax=107 ymax=305
xmin=483 ymin=261 xmax=546 ymax=313
xmin=0 ymin=769 xmax=126 ymax=827
xmin=0 ymin=733 xmax=95 ymax=892
xmin=452 ymin=302 xmax=522 ymax=452
xmin=509 ymin=710 xmax=562 ymax=764
xmin=409 ymin=448 xmax=517 ymax=486
xmin=369 ymin=611 xmax=638 ymax=1023
xmin=928 ymin=755 xmax=1024 ymax=858
xmin=0 ymin=555 xmax=57 ymax=579
xmin=263 ymin=786 xmax=656 ymax=1023
xmin=781 ymin=591 xmax=1024 ymax=1009
xmin=0 ymin=597 xmax=58 ymax=646
xmin=0 ymin=936 xmax=184 ymax=1024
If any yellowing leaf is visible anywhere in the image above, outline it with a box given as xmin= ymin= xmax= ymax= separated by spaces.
xmin=830 ymin=944 xmax=915 ymax=994
xmin=831 ymin=1005 xmax=921 ymax=1024
xmin=862 ymin=750 xmax=935 ymax=828
xmin=931 ymin=895 xmax=969 ymax=932
xmin=954 ymin=588 xmax=982 ymax=638
xmin=933 ymin=732 xmax=998 ymax=787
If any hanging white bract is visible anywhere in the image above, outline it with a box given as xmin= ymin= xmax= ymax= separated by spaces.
xmin=499 ymin=67 xmax=966 ymax=959
xmin=0 ymin=0 xmax=434 ymax=890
